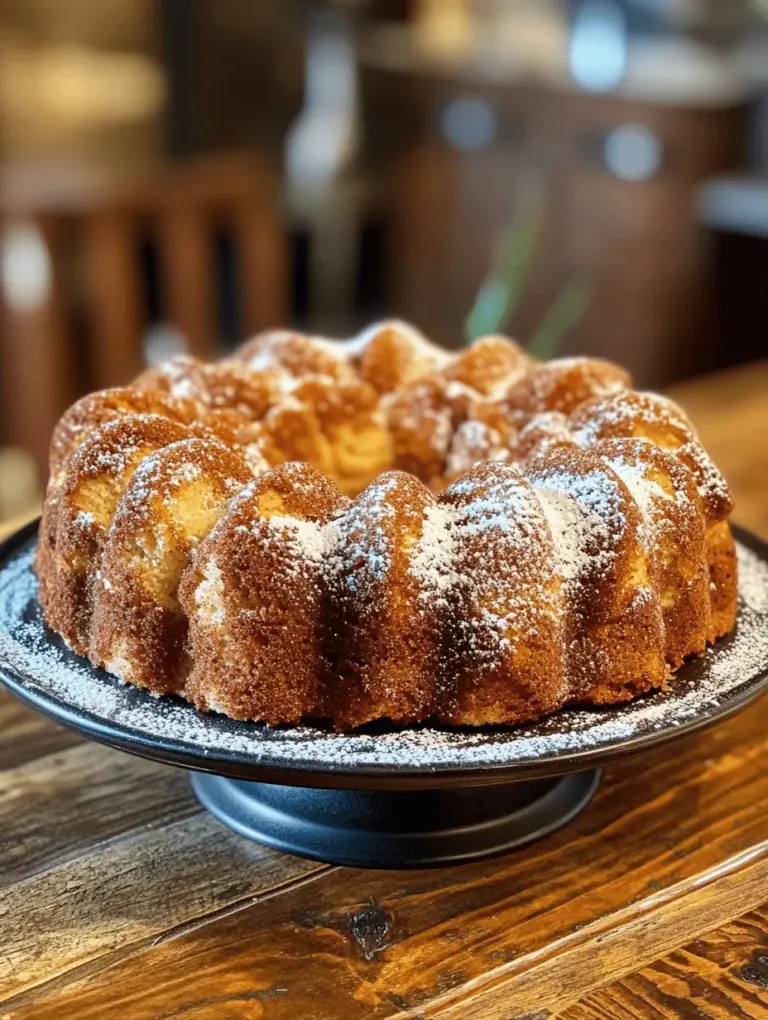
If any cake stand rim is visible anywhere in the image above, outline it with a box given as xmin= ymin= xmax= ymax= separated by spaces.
xmin=0 ymin=518 xmax=766 ymax=791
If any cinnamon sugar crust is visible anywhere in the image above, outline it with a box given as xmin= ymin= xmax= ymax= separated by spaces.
xmin=37 ymin=324 xmax=738 ymax=730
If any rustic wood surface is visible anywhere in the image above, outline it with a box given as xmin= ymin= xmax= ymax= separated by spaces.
xmin=563 ymin=905 xmax=768 ymax=1019
xmin=0 ymin=362 xmax=767 ymax=1019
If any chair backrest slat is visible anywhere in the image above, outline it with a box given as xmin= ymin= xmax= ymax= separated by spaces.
xmin=234 ymin=199 xmax=287 ymax=337
xmin=159 ymin=205 xmax=216 ymax=359
xmin=0 ymin=216 xmax=77 ymax=471
xmin=84 ymin=211 xmax=146 ymax=388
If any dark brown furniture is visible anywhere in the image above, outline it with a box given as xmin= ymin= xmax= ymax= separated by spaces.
xmin=364 ymin=62 xmax=746 ymax=386
xmin=0 ymin=153 xmax=287 ymax=475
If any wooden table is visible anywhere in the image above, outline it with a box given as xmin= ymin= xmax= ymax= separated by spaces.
xmin=1 ymin=363 xmax=767 ymax=1019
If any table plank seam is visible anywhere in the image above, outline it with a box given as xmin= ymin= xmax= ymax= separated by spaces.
xmin=395 ymin=841 xmax=768 ymax=1019
xmin=148 ymin=860 xmax=337 ymax=949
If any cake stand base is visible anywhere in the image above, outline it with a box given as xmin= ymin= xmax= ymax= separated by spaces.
xmin=190 ymin=769 xmax=603 ymax=868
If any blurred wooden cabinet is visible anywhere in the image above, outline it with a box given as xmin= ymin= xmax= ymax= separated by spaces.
xmin=367 ymin=67 xmax=746 ymax=386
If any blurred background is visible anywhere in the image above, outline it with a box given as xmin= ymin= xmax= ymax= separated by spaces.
xmin=1 ymin=0 xmax=768 ymax=529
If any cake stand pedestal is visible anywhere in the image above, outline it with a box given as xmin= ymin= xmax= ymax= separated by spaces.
xmin=190 ymin=770 xmax=602 ymax=868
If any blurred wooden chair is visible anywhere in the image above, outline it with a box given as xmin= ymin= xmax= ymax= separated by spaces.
xmin=0 ymin=153 xmax=287 ymax=476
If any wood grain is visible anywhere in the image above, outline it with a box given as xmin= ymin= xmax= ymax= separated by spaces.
xmin=0 ymin=700 xmax=328 ymax=1003
xmin=0 ymin=811 xmax=327 ymax=1003
xmin=565 ymin=904 xmax=768 ymax=1019
xmin=0 ymin=742 xmax=197 ymax=888
xmin=2 ymin=698 xmax=767 ymax=1019
xmin=423 ymin=849 xmax=768 ymax=1019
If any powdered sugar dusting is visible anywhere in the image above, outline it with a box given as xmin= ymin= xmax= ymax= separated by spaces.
xmin=0 ymin=536 xmax=765 ymax=770
xmin=266 ymin=515 xmax=336 ymax=567
xmin=117 ymin=449 xmax=202 ymax=515
xmin=531 ymin=467 xmax=624 ymax=589
xmin=536 ymin=488 xmax=600 ymax=586
xmin=194 ymin=560 xmax=225 ymax=626
xmin=539 ymin=467 xmax=626 ymax=528
xmin=409 ymin=504 xmax=461 ymax=599
xmin=610 ymin=460 xmax=670 ymax=515
xmin=681 ymin=441 xmax=732 ymax=508
xmin=334 ymin=475 xmax=402 ymax=588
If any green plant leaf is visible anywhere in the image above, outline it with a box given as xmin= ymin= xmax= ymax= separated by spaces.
xmin=465 ymin=279 xmax=509 ymax=341
xmin=464 ymin=197 xmax=541 ymax=342
xmin=528 ymin=279 xmax=592 ymax=360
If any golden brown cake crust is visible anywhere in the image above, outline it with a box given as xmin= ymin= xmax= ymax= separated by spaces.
xmin=36 ymin=324 xmax=738 ymax=731
xmin=37 ymin=414 xmax=193 ymax=655
xmin=442 ymin=335 xmax=532 ymax=396
xmin=352 ymin=320 xmax=444 ymax=394
xmin=236 ymin=330 xmax=354 ymax=383
xmin=89 ymin=437 xmax=252 ymax=694
xmin=505 ymin=357 xmax=632 ymax=423
xmin=525 ymin=444 xmax=667 ymax=704
xmin=593 ymin=437 xmax=711 ymax=668
xmin=48 ymin=387 xmax=194 ymax=479
xmin=180 ymin=463 xmax=350 ymax=724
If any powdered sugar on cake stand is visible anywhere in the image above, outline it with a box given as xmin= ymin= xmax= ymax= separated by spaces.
xmin=0 ymin=529 xmax=766 ymax=777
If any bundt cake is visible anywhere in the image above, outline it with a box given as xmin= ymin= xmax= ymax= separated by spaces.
xmin=36 ymin=320 xmax=738 ymax=731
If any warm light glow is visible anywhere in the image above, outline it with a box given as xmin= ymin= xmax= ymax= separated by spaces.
xmin=0 ymin=45 xmax=166 ymax=127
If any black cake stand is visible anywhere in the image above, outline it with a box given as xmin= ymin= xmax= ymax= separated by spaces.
xmin=0 ymin=520 xmax=766 ymax=869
